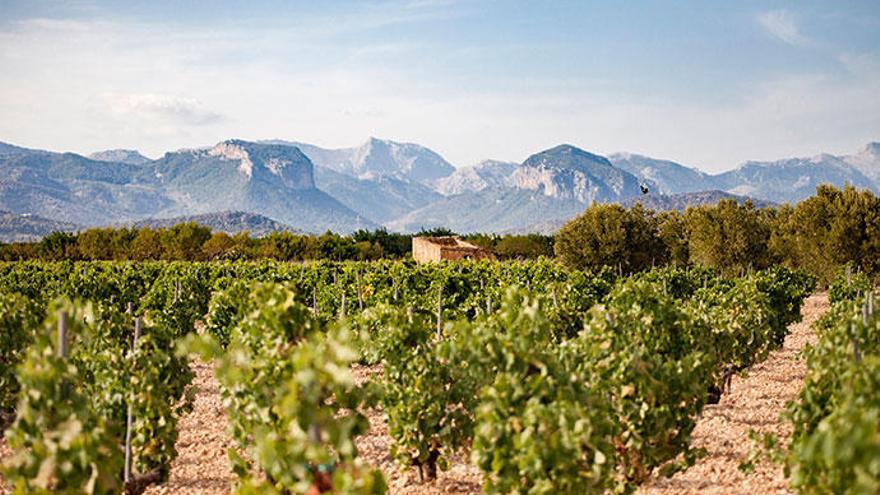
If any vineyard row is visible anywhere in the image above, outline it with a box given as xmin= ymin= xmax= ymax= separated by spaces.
xmin=0 ymin=261 xmax=819 ymax=493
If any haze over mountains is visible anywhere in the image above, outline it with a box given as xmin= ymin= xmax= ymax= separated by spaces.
xmin=1 ymin=136 xmax=878 ymax=241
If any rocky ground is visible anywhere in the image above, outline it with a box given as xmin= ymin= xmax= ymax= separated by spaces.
xmin=143 ymin=359 xmax=237 ymax=495
xmin=0 ymin=293 xmax=830 ymax=494
xmin=0 ymin=437 xmax=9 ymax=495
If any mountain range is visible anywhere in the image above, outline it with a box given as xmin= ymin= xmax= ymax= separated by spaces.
xmin=0 ymin=211 xmax=79 ymax=242
xmin=129 ymin=211 xmax=299 ymax=237
xmin=0 ymin=137 xmax=877 ymax=239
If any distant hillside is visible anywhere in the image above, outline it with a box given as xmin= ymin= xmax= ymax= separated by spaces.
xmin=0 ymin=139 xmax=375 ymax=233
xmin=610 ymin=148 xmax=878 ymax=204
xmin=516 ymin=144 xmax=642 ymax=203
xmin=386 ymin=188 xmax=587 ymax=234
xmin=89 ymin=149 xmax=151 ymax=165
xmin=433 ymin=160 xmax=518 ymax=195
xmin=390 ymin=144 xmax=643 ymax=232
xmin=608 ymin=152 xmax=716 ymax=194
xmin=2 ymin=137 xmax=878 ymax=234
xmin=267 ymin=137 xmax=455 ymax=183
xmin=313 ymin=166 xmax=442 ymax=223
xmin=0 ymin=210 xmax=79 ymax=242
xmin=713 ymin=155 xmax=876 ymax=204
xmin=506 ymin=190 xmax=775 ymax=235
xmin=131 ymin=211 xmax=298 ymax=237
xmin=620 ymin=190 xmax=775 ymax=211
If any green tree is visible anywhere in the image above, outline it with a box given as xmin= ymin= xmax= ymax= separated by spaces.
xmin=555 ymin=203 xmax=665 ymax=272
xmin=258 ymin=231 xmax=307 ymax=260
xmin=201 ymin=232 xmax=236 ymax=259
xmin=494 ymin=234 xmax=554 ymax=259
xmin=657 ymin=210 xmax=689 ymax=267
xmin=159 ymin=223 xmax=211 ymax=260
xmin=684 ymin=199 xmax=771 ymax=274
xmin=352 ymin=229 xmax=411 ymax=258
xmin=131 ymin=228 xmax=164 ymax=260
xmin=770 ymin=185 xmax=880 ymax=283
xmin=316 ymin=232 xmax=356 ymax=261
xmin=39 ymin=231 xmax=78 ymax=260
xmin=76 ymin=227 xmax=135 ymax=260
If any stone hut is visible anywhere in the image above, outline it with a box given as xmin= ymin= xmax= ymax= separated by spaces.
xmin=412 ymin=236 xmax=493 ymax=263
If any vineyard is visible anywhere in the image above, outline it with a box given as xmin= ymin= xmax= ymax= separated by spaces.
xmin=0 ymin=259 xmax=875 ymax=494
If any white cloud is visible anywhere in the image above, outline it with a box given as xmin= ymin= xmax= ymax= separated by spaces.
xmin=837 ymin=51 xmax=880 ymax=77
xmin=757 ymin=10 xmax=809 ymax=46
xmin=0 ymin=13 xmax=876 ymax=173
xmin=104 ymin=93 xmax=224 ymax=126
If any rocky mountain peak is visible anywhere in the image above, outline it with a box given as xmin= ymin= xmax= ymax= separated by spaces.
xmin=209 ymin=140 xmax=255 ymax=177
xmin=433 ymin=159 xmax=518 ymax=196
xmin=840 ymin=141 xmax=880 ymax=184
xmin=524 ymin=144 xmax=615 ymax=171
xmin=607 ymin=152 xmax=715 ymax=195
xmin=516 ymin=144 xmax=641 ymax=203
xmin=205 ymin=140 xmax=315 ymax=188
xmin=293 ymin=137 xmax=455 ymax=184
xmin=88 ymin=149 xmax=151 ymax=165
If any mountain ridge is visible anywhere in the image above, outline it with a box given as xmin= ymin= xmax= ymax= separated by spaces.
xmin=1 ymin=138 xmax=878 ymax=237
xmin=0 ymin=210 xmax=81 ymax=242
xmin=129 ymin=211 xmax=299 ymax=236
xmin=515 ymin=144 xmax=643 ymax=203
xmin=89 ymin=149 xmax=152 ymax=165
xmin=0 ymin=139 xmax=375 ymax=233
xmin=264 ymin=137 xmax=455 ymax=184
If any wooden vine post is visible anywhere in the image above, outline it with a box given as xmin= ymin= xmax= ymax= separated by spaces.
xmin=436 ymin=286 xmax=443 ymax=340
xmin=312 ymin=285 xmax=318 ymax=317
xmin=124 ymin=314 xmax=142 ymax=484
xmin=857 ymin=290 xmax=876 ymax=362
xmin=339 ymin=292 xmax=346 ymax=320
xmin=852 ymin=321 xmax=860 ymax=362
xmin=56 ymin=310 xmax=68 ymax=358
xmin=56 ymin=310 xmax=69 ymax=412
xmin=356 ymin=270 xmax=364 ymax=311
xmin=869 ymin=290 xmax=875 ymax=316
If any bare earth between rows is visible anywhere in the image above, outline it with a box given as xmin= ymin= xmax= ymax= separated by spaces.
xmin=0 ymin=292 xmax=829 ymax=494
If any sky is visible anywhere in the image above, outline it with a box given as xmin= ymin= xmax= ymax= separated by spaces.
xmin=0 ymin=0 xmax=878 ymax=173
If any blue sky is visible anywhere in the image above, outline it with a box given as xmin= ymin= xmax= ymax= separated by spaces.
xmin=0 ymin=0 xmax=878 ymax=172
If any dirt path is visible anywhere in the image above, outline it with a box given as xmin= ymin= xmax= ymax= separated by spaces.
xmin=0 ymin=437 xmax=9 ymax=495
xmin=144 ymin=359 xmax=235 ymax=495
xmin=637 ymin=291 xmax=829 ymax=495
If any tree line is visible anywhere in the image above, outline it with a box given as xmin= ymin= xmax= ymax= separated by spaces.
xmin=555 ymin=184 xmax=880 ymax=283
xmin=0 ymin=225 xmax=554 ymax=263
xmin=1 ymin=185 xmax=877 ymax=283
